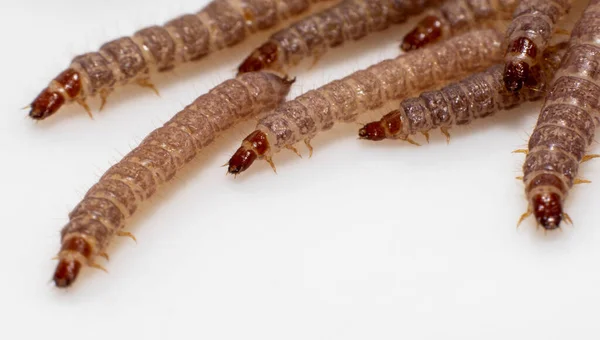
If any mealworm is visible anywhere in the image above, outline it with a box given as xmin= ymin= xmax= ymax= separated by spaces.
xmin=358 ymin=44 xmax=564 ymax=142
xmin=520 ymin=0 xmax=600 ymax=230
xmin=29 ymin=0 xmax=323 ymax=120
xmin=228 ymin=29 xmax=504 ymax=175
xmin=53 ymin=72 xmax=293 ymax=288
xmin=503 ymin=0 xmax=573 ymax=92
xmin=401 ymin=0 xmax=517 ymax=51
xmin=237 ymin=0 xmax=443 ymax=74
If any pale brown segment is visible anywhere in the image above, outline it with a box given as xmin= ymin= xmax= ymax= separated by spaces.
xmin=238 ymin=0 xmax=445 ymax=74
xmin=33 ymin=0 xmax=332 ymax=118
xmin=230 ymin=29 xmax=505 ymax=173
xmin=359 ymin=47 xmax=564 ymax=140
xmin=401 ymin=0 xmax=517 ymax=51
xmin=522 ymin=0 xmax=600 ymax=229
xmin=503 ymin=0 xmax=573 ymax=91
xmin=54 ymin=72 xmax=292 ymax=287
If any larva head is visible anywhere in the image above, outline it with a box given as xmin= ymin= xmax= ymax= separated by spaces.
xmin=532 ymin=192 xmax=563 ymax=230
xmin=359 ymin=122 xmax=386 ymax=141
xmin=401 ymin=16 xmax=443 ymax=52
xmin=53 ymin=236 xmax=92 ymax=288
xmin=30 ymin=69 xmax=81 ymax=120
xmin=238 ymin=41 xmax=279 ymax=75
xmin=503 ymin=61 xmax=530 ymax=92
xmin=359 ymin=110 xmax=403 ymax=141
xmin=228 ymin=130 xmax=270 ymax=175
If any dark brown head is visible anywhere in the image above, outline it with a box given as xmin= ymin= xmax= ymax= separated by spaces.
xmin=29 ymin=89 xmax=65 ymax=120
xmin=228 ymin=148 xmax=257 ymax=175
xmin=503 ymin=61 xmax=530 ymax=92
xmin=238 ymin=41 xmax=279 ymax=75
xmin=53 ymin=236 xmax=93 ymax=287
xmin=53 ymin=259 xmax=82 ymax=288
xmin=359 ymin=122 xmax=387 ymax=141
xmin=532 ymin=193 xmax=563 ymax=230
xmin=401 ymin=16 xmax=443 ymax=52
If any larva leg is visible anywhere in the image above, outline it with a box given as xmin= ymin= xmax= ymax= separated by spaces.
xmin=117 ymin=231 xmax=137 ymax=243
xmin=581 ymin=154 xmax=600 ymax=162
xmin=512 ymin=149 xmax=528 ymax=154
xmin=53 ymin=72 xmax=293 ymax=287
xmin=137 ymin=78 xmax=160 ymax=96
xmin=304 ymin=139 xmax=314 ymax=158
xmin=503 ymin=0 xmax=573 ymax=92
xmin=286 ymin=145 xmax=303 ymax=158
xmin=401 ymin=0 xmax=518 ymax=51
xmin=440 ymin=127 xmax=451 ymax=144
xmin=522 ymin=0 xmax=600 ymax=230
xmin=230 ymin=29 xmax=507 ymax=175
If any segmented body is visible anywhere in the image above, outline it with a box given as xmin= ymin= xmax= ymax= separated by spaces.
xmin=358 ymin=46 xmax=564 ymax=141
xmin=503 ymin=0 xmax=573 ymax=91
xmin=53 ymin=72 xmax=293 ymax=287
xmin=401 ymin=0 xmax=517 ymax=51
xmin=228 ymin=29 xmax=505 ymax=174
xmin=522 ymin=0 xmax=600 ymax=230
xmin=238 ymin=0 xmax=442 ymax=74
xmin=30 ymin=0 xmax=324 ymax=119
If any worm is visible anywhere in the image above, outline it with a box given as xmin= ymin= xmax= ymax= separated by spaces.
xmin=52 ymin=72 xmax=293 ymax=288
xmin=401 ymin=0 xmax=517 ymax=51
xmin=237 ymin=0 xmax=443 ymax=74
xmin=520 ymin=0 xmax=600 ymax=230
xmin=227 ymin=29 xmax=505 ymax=175
xmin=358 ymin=44 xmax=564 ymax=143
xmin=29 ymin=0 xmax=324 ymax=120
xmin=503 ymin=0 xmax=573 ymax=92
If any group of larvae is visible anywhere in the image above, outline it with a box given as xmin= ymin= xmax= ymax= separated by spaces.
xmin=30 ymin=0 xmax=599 ymax=288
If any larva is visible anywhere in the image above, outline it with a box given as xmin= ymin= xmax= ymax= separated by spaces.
xmin=29 ymin=0 xmax=323 ymax=120
xmin=520 ymin=0 xmax=600 ymax=230
xmin=401 ymin=0 xmax=517 ymax=51
xmin=503 ymin=0 xmax=573 ymax=92
xmin=53 ymin=72 xmax=293 ymax=288
xmin=237 ymin=0 xmax=442 ymax=74
xmin=358 ymin=45 xmax=564 ymax=142
xmin=228 ymin=29 xmax=504 ymax=175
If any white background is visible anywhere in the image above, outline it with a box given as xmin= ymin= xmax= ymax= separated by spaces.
xmin=2 ymin=0 xmax=599 ymax=339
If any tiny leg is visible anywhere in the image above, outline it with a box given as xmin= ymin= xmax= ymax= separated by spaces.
xmin=76 ymin=99 xmax=93 ymax=119
xmin=440 ymin=127 xmax=451 ymax=144
xmin=286 ymin=145 xmax=302 ymax=158
xmin=512 ymin=149 xmax=528 ymax=155
xmin=582 ymin=154 xmax=600 ymax=163
xmin=117 ymin=231 xmax=137 ymax=243
xmin=421 ymin=131 xmax=430 ymax=143
xmin=137 ymin=79 xmax=160 ymax=96
xmin=265 ymin=156 xmax=277 ymax=174
xmin=304 ymin=139 xmax=314 ymax=158
xmin=517 ymin=207 xmax=532 ymax=227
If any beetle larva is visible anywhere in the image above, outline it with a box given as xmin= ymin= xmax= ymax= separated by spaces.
xmin=401 ymin=0 xmax=517 ymax=51
xmin=358 ymin=44 xmax=564 ymax=142
xmin=29 ymin=0 xmax=323 ymax=120
xmin=228 ymin=29 xmax=504 ymax=175
xmin=520 ymin=0 xmax=600 ymax=230
xmin=237 ymin=0 xmax=443 ymax=74
xmin=503 ymin=0 xmax=573 ymax=92
xmin=53 ymin=72 xmax=292 ymax=287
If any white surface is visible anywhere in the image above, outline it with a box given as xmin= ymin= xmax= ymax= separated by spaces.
xmin=2 ymin=0 xmax=600 ymax=339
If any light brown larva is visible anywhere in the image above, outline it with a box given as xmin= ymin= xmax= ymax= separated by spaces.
xmin=503 ymin=0 xmax=573 ymax=92
xmin=520 ymin=0 xmax=600 ymax=230
xmin=227 ymin=29 xmax=505 ymax=175
xmin=237 ymin=0 xmax=443 ymax=74
xmin=401 ymin=0 xmax=517 ymax=51
xmin=29 ymin=0 xmax=325 ymax=120
xmin=358 ymin=44 xmax=564 ymax=143
xmin=53 ymin=71 xmax=293 ymax=288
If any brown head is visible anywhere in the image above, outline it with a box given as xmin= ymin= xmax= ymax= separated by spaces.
xmin=359 ymin=110 xmax=403 ymax=141
xmin=238 ymin=41 xmax=279 ymax=75
xmin=401 ymin=16 xmax=443 ymax=52
xmin=30 ymin=69 xmax=81 ymax=120
xmin=504 ymin=37 xmax=537 ymax=92
xmin=359 ymin=122 xmax=387 ymax=141
xmin=53 ymin=236 xmax=92 ymax=288
xmin=531 ymin=192 xmax=563 ymax=230
xmin=228 ymin=130 xmax=270 ymax=175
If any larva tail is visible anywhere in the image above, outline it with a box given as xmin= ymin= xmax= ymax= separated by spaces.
xmin=30 ymin=69 xmax=82 ymax=120
xmin=237 ymin=41 xmax=280 ymax=75
xmin=53 ymin=236 xmax=93 ymax=287
xmin=401 ymin=16 xmax=443 ymax=52
xmin=228 ymin=130 xmax=271 ymax=175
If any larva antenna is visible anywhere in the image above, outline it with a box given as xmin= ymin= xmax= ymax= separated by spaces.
xmin=29 ymin=0 xmax=333 ymax=120
xmin=401 ymin=0 xmax=518 ymax=52
xmin=503 ymin=0 xmax=574 ymax=92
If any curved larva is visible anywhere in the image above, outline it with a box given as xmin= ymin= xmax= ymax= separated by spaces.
xmin=237 ymin=0 xmax=443 ymax=74
xmin=227 ymin=29 xmax=504 ymax=175
xmin=358 ymin=46 xmax=564 ymax=142
xmin=401 ymin=0 xmax=518 ymax=51
xmin=53 ymin=72 xmax=293 ymax=288
xmin=521 ymin=0 xmax=600 ymax=230
xmin=29 ymin=0 xmax=324 ymax=120
xmin=503 ymin=0 xmax=573 ymax=92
